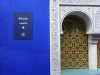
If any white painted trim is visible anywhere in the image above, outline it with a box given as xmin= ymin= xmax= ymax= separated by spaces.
xmin=50 ymin=0 xmax=52 ymax=74
xmin=50 ymin=0 xmax=61 ymax=75
xmin=88 ymin=35 xmax=97 ymax=70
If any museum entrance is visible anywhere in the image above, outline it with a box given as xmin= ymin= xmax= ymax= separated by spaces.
xmin=61 ymin=15 xmax=88 ymax=69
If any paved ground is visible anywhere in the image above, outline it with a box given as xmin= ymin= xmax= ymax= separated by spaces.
xmin=62 ymin=69 xmax=100 ymax=75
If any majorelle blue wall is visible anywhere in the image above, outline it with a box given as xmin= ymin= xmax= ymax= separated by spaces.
xmin=0 ymin=0 xmax=49 ymax=75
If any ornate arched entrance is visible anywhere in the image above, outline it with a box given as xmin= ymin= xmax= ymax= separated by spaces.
xmin=61 ymin=15 xmax=88 ymax=69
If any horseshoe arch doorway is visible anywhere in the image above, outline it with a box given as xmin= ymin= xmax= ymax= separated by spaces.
xmin=61 ymin=12 xmax=89 ymax=69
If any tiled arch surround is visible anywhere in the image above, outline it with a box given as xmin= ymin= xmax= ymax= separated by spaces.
xmin=50 ymin=0 xmax=100 ymax=75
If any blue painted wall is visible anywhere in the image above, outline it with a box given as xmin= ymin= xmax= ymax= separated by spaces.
xmin=0 ymin=0 xmax=50 ymax=75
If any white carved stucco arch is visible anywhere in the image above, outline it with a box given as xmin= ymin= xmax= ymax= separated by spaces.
xmin=60 ymin=10 xmax=93 ymax=34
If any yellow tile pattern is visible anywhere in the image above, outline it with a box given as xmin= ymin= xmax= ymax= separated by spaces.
xmin=61 ymin=32 xmax=88 ymax=69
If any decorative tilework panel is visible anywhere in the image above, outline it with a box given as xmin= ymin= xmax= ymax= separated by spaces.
xmin=61 ymin=32 xmax=88 ymax=69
